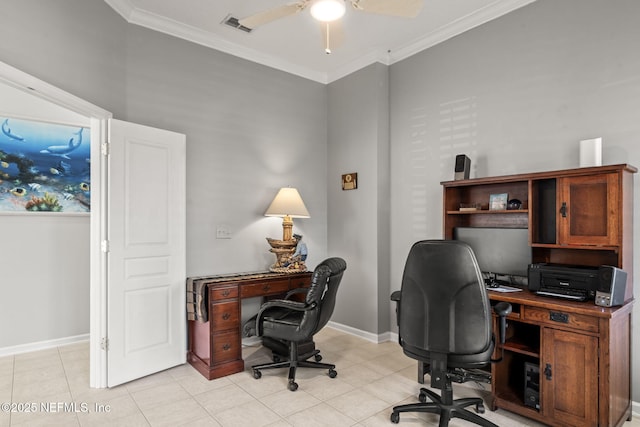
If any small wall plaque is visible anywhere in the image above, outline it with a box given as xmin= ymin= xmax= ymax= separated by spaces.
xmin=342 ymin=173 xmax=357 ymax=190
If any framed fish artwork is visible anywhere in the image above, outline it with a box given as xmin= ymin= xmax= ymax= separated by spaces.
xmin=0 ymin=116 xmax=90 ymax=213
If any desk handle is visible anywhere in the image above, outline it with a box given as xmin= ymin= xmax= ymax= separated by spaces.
xmin=222 ymin=289 xmax=231 ymax=297
xmin=222 ymin=313 xmax=231 ymax=320
xmin=223 ymin=343 xmax=231 ymax=351
xmin=262 ymin=285 xmax=271 ymax=291
xmin=550 ymin=311 xmax=569 ymax=323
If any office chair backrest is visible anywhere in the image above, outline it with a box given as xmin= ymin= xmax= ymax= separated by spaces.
xmin=399 ymin=240 xmax=491 ymax=356
xmin=305 ymin=257 xmax=347 ymax=333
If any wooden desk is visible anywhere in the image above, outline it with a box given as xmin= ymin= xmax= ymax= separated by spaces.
xmin=187 ymin=271 xmax=312 ymax=380
xmin=488 ymin=290 xmax=632 ymax=427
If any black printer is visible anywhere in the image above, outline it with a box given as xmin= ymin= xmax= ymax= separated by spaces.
xmin=528 ymin=263 xmax=599 ymax=301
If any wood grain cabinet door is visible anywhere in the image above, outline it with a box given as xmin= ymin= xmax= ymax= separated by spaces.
xmin=542 ymin=328 xmax=598 ymax=427
xmin=558 ymin=173 xmax=619 ymax=246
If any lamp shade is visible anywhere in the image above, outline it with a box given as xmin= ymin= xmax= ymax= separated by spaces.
xmin=265 ymin=187 xmax=310 ymax=218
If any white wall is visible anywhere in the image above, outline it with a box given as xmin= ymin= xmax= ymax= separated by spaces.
xmin=0 ymin=83 xmax=90 ymax=349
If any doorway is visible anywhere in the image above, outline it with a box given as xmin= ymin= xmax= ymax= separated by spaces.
xmin=0 ymin=61 xmax=186 ymax=388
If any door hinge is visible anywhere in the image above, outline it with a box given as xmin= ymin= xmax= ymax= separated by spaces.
xmin=101 ymin=240 xmax=110 ymax=253
xmin=101 ymin=142 xmax=110 ymax=156
xmin=100 ymin=337 xmax=109 ymax=351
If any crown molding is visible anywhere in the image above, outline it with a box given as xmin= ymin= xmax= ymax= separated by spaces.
xmin=105 ymin=0 xmax=537 ymax=84
xmin=105 ymin=0 xmax=327 ymax=83
xmin=389 ymin=0 xmax=536 ymax=64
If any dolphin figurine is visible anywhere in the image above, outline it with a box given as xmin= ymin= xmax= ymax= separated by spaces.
xmin=40 ymin=128 xmax=83 ymax=159
xmin=1 ymin=119 xmax=25 ymax=141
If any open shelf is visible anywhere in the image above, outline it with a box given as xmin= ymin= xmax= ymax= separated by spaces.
xmin=447 ymin=209 xmax=528 ymax=215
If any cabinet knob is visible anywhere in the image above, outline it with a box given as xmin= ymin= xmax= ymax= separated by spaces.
xmin=560 ymin=202 xmax=567 ymax=218
xmin=223 ymin=343 xmax=231 ymax=351
xmin=544 ymin=363 xmax=552 ymax=380
xmin=222 ymin=313 xmax=230 ymax=320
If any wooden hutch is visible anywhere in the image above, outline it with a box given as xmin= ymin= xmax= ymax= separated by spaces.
xmin=441 ymin=164 xmax=635 ymax=427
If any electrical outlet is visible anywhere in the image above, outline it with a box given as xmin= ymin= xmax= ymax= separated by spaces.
xmin=216 ymin=225 xmax=232 ymax=239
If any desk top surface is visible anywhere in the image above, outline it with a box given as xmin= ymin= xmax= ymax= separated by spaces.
xmin=488 ymin=288 xmax=633 ymax=318
xmin=187 ymin=270 xmax=312 ymax=285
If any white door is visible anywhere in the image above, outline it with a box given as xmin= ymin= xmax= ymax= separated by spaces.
xmin=106 ymin=119 xmax=186 ymax=387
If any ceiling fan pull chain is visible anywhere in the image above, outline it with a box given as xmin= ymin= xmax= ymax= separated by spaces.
xmin=325 ymin=23 xmax=332 ymax=54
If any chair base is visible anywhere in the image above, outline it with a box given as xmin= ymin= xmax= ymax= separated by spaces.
xmin=251 ymin=340 xmax=337 ymax=391
xmin=391 ymin=387 xmax=498 ymax=427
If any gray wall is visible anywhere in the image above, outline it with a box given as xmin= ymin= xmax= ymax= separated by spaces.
xmin=3 ymin=0 xmax=640 ymax=404
xmin=0 ymin=0 xmax=328 ymax=348
xmin=327 ymin=63 xmax=390 ymax=336
xmin=388 ymin=0 xmax=640 ymax=399
xmin=0 ymin=84 xmax=92 ymax=350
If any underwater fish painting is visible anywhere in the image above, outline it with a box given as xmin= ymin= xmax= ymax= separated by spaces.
xmin=2 ymin=119 xmax=25 ymax=141
xmin=0 ymin=116 xmax=90 ymax=213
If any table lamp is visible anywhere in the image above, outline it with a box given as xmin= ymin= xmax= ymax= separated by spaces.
xmin=264 ymin=187 xmax=310 ymax=271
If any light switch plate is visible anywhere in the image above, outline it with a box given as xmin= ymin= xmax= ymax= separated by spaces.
xmin=216 ymin=225 xmax=232 ymax=239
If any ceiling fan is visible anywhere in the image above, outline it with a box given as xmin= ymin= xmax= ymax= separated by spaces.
xmin=238 ymin=0 xmax=423 ymax=54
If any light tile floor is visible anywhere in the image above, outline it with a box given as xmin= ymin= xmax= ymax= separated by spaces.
xmin=0 ymin=328 xmax=637 ymax=426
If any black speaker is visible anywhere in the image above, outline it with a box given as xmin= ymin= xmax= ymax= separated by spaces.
xmin=454 ymin=154 xmax=470 ymax=180
xmin=595 ymin=266 xmax=627 ymax=307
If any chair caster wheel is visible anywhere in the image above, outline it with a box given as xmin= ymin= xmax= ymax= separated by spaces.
xmin=390 ymin=411 xmax=400 ymax=423
xmin=419 ymin=392 xmax=427 ymax=403
xmin=288 ymin=380 xmax=298 ymax=391
xmin=253 ymin=370 xmax=262 ymax=379
xmin=273 ymin=355 xmax=281 ymax=363
xmin=476 ymin=403 xmax=485 ymax=414
xmin=315 ymin=354 xmax=322 ymax=362
xmin=328 ymin=369 xmax=337 ymax=378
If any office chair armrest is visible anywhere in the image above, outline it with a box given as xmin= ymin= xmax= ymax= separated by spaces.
xmin=255 ymin=299 xmax=316 ymax=336
xmin=493 ymin=302 xmax=512 ymax=345
xmin=258 ymin=299 xmax=311 ymax=315
xmin=390 ymin=291 xmax=402 ymax=341
xmin=284 ymin=287 xmax=309 ymax=300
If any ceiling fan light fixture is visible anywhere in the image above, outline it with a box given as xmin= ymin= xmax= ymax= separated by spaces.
xmin=310 ymin=0 xmax=346 ymax=22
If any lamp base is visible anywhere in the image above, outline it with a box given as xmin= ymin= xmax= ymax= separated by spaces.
xmin=266 ymin=237 xmax=307 ymax=273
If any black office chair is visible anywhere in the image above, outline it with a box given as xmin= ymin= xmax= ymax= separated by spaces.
xmin=390 ymin=240 xmax=512 ymax=427
xmin=245 ymin=257 xmax=346 ymax=391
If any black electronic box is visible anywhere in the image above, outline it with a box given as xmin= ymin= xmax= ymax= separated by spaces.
xmin=528 ymin=263 xmax=598 ymax=301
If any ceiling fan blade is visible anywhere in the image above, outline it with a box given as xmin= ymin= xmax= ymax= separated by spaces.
xmin=351 ymin=0 xmax=423 ymax=18
xmin=239 ymin=2 xmax=308 ymax=29
xmin=320 ymin=21 xmax=345 ymax=54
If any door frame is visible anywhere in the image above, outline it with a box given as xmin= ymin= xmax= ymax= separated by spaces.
xmin=0 ymin=61 xmax=112 ymax=387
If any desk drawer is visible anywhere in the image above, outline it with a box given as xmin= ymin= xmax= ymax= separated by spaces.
xmin=241 ymin=279 xmax=290 ymax=298
xmin=210 ymin=301 xmax=239 ymax=331
xmin=524 ymin=306 xmax=599 ymax=333
xmin=211 ymin=331 xmax=241 ymax=363
xmin=210 ymin=285 xmax=238 ymax=301
xmin=290 ymin=275 xmax=312 ymax=289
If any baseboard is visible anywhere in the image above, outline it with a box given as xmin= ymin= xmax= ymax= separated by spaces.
xmin=326 ymin=320 xmax=396 ymax=344
xmin=0 ymin=334 xmax=89 ymax=357
xmin=633 ymin=400 xmax=640 ymax=418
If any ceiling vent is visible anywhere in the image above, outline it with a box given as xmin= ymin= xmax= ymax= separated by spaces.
xmin=222 ymin=15 xmax=253 ymax=33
